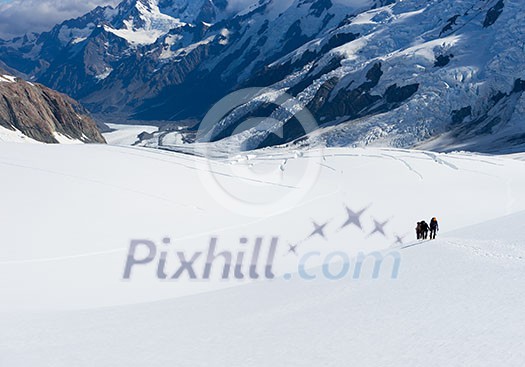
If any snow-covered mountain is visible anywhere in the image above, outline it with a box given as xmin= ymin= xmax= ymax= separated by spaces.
xmin=0 ymin=68 xmax=105 ymax=144
xmin=1 ymin=0 xmax=524 ymax=152
xmin=0 ymin=0 xmax=236 ymax=98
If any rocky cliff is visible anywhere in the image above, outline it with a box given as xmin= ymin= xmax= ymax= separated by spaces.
xmin=0 ymin=69 xmax=106 ymax=143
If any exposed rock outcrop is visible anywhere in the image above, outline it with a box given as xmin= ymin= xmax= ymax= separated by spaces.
xmin=0 ymin=69 xmax=106 ymax=143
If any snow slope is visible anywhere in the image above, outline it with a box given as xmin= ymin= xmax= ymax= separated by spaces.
xmin=2 ymin=218 xmax=524 ymax=367
xmin=0 ymin=142 xmax=525 ymax=365
xmin=0 ymin=125 xmax=40 ymax=143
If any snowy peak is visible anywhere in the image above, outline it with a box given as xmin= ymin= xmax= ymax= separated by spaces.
xmin=106 ymin=0 xmax=185 ymax=45
xmin=159 ymin=0 xmax=224 ymax=23
xmin=114 ymin=0 xmax=231 ymax=27
xmin=28 ymin=0 xmax=228 ymax=50
xmin=42 ymin=5 xmax=117 ymax=47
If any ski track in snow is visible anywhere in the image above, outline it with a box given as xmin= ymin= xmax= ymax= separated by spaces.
xmin=422 ymin=152 xmax=460 ymax=170
xmin=102 ymin=145 xmax=301 ymax=189
xmin=317 ymin=162 xmax=338 ymax=172
xmin=445 ymin=155 xmax=505 ymax=167
xmin=0 ymin=158 xmax=205 ymax=212
xmin=382 ymin=153 xmax=424 ymax=180
xmin=444 ymin=239 xmax=525 ymax=262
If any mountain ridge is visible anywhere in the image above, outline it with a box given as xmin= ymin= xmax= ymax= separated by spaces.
xmin=1 ymin=0 xmax=524 ymax=152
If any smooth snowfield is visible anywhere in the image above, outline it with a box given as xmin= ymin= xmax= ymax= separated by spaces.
xmin=103 ymin=123 xmax=159 ymax=145
xmin=0 ymin=126 xmax=40 ymax=143
xmin=1 ymin=143 xmax=525 ymax=366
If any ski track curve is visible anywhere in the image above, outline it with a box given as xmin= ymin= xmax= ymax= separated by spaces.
xmin=382 ymin=153 xmax=424 ymax=180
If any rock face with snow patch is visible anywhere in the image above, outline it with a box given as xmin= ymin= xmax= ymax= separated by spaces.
xmin=0 ymin=69 xmax=106 ymax=143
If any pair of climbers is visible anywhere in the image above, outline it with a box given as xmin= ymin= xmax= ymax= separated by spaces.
xmin=416 ymin=218 xmax=439 ymax=240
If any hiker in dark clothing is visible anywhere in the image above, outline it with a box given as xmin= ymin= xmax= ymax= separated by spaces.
xmin=429 ymin=217 xmax=439 ymax=240
xmin=415 ymin=222 xmax=422 ymax=240
xmin=420 ymin=220 xmax=430 ymax=240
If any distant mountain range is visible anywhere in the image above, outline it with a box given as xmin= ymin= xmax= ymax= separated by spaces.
xmin=1 ymin=0 xmax=524 ymax=152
